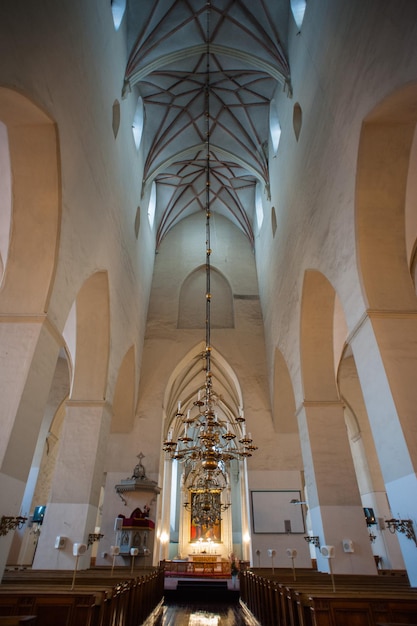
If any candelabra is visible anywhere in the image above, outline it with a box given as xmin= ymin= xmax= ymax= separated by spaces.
xmin=0 ymin=515 xmax=27 ymax=536
xmin=304 ymin=535 xmax=320 ymax=549
xmin=386 ymin=518 xmax=417 ymax=546
xmin=184 ymin=467 xmax=231 ymax=526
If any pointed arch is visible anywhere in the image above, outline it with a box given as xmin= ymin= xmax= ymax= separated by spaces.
xmin=300 ymin=270 xmax=339 ymax=402
xmin=162 ymin=342 xmax=243 ymax=437
xmin=178 ymin=265 xmax=234 ymax=329
xmin=111 ymin=345 xmax=136 ymax=433
xmin=70 ymin=271 xmax=110 ymax=401
xmin=272 ymin=348 xmax=298 ymax=434
xmin=0 ymin=88 xmax=60 ymax=314
xmin=356 ymin=83 xmax=417 ymax=310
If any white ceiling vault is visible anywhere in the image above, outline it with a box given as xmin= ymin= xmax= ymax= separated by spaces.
xmin=122 ymin=0 xmax=292 ymax=248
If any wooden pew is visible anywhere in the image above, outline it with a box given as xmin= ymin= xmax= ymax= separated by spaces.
xmin=240 ymin=570 xmax=417 ymax=626
xmin=0 ymin=568 xmax=164 ymax=626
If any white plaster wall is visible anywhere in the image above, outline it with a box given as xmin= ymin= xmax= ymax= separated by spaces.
xmin=0 ymin=0 xmax=154 ymax=405
xmin=256 ymin=0 xmax=417 ymax=408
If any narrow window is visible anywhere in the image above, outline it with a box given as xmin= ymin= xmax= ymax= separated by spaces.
xmin=270 ymin=100 xmax=281 ymax=156
xmin=112 ymin=100 xmax=121 ymax=138
xmin=134 ymin=206 xmax=141 ymax=239
xmin=271 ymin=206 xmax=277 ymax=237
xmin=255 ymin=183 xmax=264 ymax=231
xmin=111 ymin=0 xmax=126 ymax=31
xmin=293 ymin=103 xmax=302 ymax=141
xmin=132 ymin=97 xmax=144 ymax=150
xmin=147 ymin=182 xmax=156 ymax=229
xmin=290 ymin=0 xmax=307 ymax=30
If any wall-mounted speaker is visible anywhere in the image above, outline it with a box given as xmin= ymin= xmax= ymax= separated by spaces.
xmin=110 ymin=545 xmax=120 ymax=556
xmin=130 ymin=548 xmax=139 ymax=556
xmin=286 ymin=548 xmax=297 ymax=558
xmin=342 ymin=539 xmax=354 ymax=553
xmin=267 ymin=549 xmax=276 ymax=558
xmin=55 ymin=536 xmax=66 ymax=549
xmin=73 ymin=543 xmax=87 ymax=556
xmin=320 ymin=545 xmax=335 ymax=558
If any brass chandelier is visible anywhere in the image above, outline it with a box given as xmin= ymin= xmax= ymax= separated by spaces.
xmin=162 ymin=2 xmax=257 ymax=520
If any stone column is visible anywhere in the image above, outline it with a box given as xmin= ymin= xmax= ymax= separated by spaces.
xmin=0 ymin=316 xmax=61 ymax=576
xmin=351 ymin=313 xmax=417 ymax=585
xmin=32 ymin=400 xmax=112 ymax=570
xmin=298 ymin=401 xmax=376 ymax=575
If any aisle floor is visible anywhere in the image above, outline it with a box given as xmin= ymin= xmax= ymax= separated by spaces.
xmin=143 ymin=600 xmax=260 ymax=626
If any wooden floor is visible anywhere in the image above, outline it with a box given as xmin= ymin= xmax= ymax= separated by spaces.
xmin=144 ymin=600 xmax=260 ymax=625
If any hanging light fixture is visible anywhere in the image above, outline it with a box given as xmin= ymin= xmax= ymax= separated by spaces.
xmin=162 ymin=0 xmax=257 ymax=521
xmin=183 ymin=466 xmax=231 ymax=526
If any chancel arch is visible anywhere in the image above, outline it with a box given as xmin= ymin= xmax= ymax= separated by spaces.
xmin=158 ymin=342 xmax=250 ymax=565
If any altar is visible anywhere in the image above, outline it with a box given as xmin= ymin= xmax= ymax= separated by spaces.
xmin=162 ymin=556 xmax=231 ymax=577
xmin=189 ymin=554 xmax=220 ymax=563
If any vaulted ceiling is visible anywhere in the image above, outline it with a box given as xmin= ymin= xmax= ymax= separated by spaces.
xmin=122 ymin=0 xmax=292 ymax=248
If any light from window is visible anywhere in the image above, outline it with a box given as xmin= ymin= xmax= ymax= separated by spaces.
xmin=147 ymin=182 xmax=156 ymax=229
xmin=132 ymin=97 xmax=144 ymax=150
xmin=270 ymin=99 xmax=281 ymax=155
xmin=290 ymin=0 xmax=307 ymax=30
xmin=111 ymin=0 xmax=126 ymax=31
xmin=255 ymin=183 xmax=264 ymax=231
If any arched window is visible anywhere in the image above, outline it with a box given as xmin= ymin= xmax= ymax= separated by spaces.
xmin=132 ymin=97 xmax=144 ymax=150
xmin=290 ymin=0 xmax=307 ymax=30
xmin=111 ymin=0 xmax=126 ymax=31
xmin=112 ymin=99 xmax=121 ymax=138
xmin=293 ymin=102 xmax=302 ymax=141
xmin=270 ymin=100 xmax=282 ymax=155
xmin=271 ymin=206 xmax=277 ymax=237
xmin=255 ymin=183 xmax=264 ymax=231
xmin=147 ymin=182 xmax=156 ymax=229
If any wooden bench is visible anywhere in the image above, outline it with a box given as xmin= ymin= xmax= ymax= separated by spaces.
xmin=0 ymin=568 xmax=164 ymax=626
xmin=240 ymin=570 xmax=417 ymax=626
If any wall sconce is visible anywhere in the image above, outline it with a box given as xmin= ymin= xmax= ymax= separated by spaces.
xmin=304 ymin=535 xmax=320 ymax=549
xmin=386 ymin=518 xmax=417 ymax=546
xmin=368 ymin=530 xmax=377 ymax=543
xmin=87 ymin=533 xmax=104 ymax=547
xmin=0 ymin=515 xmax=27 ymax=536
